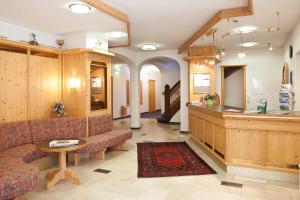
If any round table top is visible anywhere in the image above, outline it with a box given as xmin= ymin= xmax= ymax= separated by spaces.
xmin=36 ymin=139 xmax=87 ymax=153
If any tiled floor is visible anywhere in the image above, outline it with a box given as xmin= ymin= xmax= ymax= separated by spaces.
xmin=26 ymin=118 xmax=300 ymax=200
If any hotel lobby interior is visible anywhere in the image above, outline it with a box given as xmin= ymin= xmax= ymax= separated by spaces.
xmin=0 ymin=0 xmax=300 ymax=199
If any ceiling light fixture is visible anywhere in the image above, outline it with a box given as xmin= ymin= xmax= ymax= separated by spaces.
xmin=268 ymin=42 xmax=273 ymax=51
xmin=69 ymin=3 xmax=91 ymax=14
xmin=221 ymin=48 xmax=226 ymax=56
xmin=240 ymin=42 xmax=258 ymax=48
xmin=141 ymin=44 xmax=158 ymax=51
xmin=238 ymin=32 xmax=246 ymax=58
xmin=108 ymin=32 xmax=127 ymax=39
xmin=233 ymin=26 xmax=258 ymax=34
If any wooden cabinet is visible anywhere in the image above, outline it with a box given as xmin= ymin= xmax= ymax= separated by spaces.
xmin=62 ymin=50 xmax=112 ymax=118
xmin=0 ymin=39 xmax=61 ymax=122
xmin=189 ymin=104 xmax=300 ymax=173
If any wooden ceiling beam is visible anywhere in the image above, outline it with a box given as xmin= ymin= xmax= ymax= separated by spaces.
xmin=178 ymin=0 xmax=254 ymax=54
xmin=80 ymin=0 xmax=131 ymax=48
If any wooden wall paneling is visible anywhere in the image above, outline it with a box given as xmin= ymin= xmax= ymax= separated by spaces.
xmin=63 ymin=53 xmax=87 ymax=117
xmin=229 ymin=129 xmax=263 ymax=165
xmin=189 ymin=61 xmax=216 ymax=102
xmin=0 ymin=51 xmax=27 ymax=122
xmin=27 ymin=55 xmax=61 ymax=120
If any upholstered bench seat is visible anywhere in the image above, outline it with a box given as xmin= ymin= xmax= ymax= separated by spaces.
xmin=77 ymin=128 xmax=132 ymax=154
xmin=0 ymin=158 xmax=39 ymax=200
xmin=0 ymin=144 xmax=45 ymax=163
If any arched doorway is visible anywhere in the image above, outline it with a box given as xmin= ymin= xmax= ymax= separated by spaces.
xmin=138 ymin=57 xmax=181 ymax=123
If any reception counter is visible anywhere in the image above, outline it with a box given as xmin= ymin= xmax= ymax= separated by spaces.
xmin=189 ymin=104 xmax=300 ymax=173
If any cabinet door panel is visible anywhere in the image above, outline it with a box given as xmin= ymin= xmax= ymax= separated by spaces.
xmin=214 ymin=125 xmax=226 ymax=159
xmin=204 ymin=121 xmax=214 ymax=149
xmin=229 ymin=129 xmax=262 ymax=165
xmin=189 ymin=114 xmax=197 ymax=138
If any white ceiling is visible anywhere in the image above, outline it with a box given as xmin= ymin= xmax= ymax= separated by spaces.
xmin=0 ymin=0 xmax=300 ymax=51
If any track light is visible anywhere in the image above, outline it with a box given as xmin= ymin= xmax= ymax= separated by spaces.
xmin=221 ymin=48 xmax=226 ymax=56
xmin=268 ymin=42 xmax=273 ymax=51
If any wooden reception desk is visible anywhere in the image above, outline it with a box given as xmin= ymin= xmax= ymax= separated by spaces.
xmin=189 ymin=104 xmax=300 ymax=173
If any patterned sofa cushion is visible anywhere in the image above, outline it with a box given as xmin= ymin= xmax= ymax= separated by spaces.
xmin=29 ymin=118 xmax=60 ymax=144
xmin=29 ymin=117 xmax=87 ymax=143
xmin=56 ymin=117 xmax=87 ymax=140
xmin=0 ymin=121 xmax=32 ymax=152
xmin=88 ymin=114 xmax=113 ymax=136
xmin=77 ymin=134 xmax=115 ymax=153
xmin=0 ymin=158 xmax=39 ymax=200
xmin=0 ymin=144 xmax=45 ymax=163
xmin=76 ymin=128 xmax=132 ymax=154
xmin=105 ymin=128 xmax=132 ymax=147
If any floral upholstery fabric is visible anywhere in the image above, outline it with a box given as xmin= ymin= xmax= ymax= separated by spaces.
xmin=29 ymin=117 xmax=87 ymax=143
xmin=76 ymin=128 xmax=132 ymax=154
xmin=0 ymin=144 xmax=45 ymax=163
xmin=55 ymin=117 xmax=87 ymax=140
xmin=105 ymin=128 xmax=132 ymax=147
xmin=0 ymin=158 xmax=39 ymax=200
xmin=88 ymin=114 xmax=113 ymax=136
xmin=0 ymin=121 xmax=32 ymax=152
xmin=76 ymin=134 xmax=115 ymax=153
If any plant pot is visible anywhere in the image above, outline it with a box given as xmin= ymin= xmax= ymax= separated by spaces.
xmin=206 ymin=99 xmax=215 ymax=106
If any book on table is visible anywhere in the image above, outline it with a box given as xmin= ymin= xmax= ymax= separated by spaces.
xmin=49 ymin=140 xmax=80 ymax=148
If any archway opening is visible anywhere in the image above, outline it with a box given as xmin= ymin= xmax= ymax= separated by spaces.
xmin=138 ymin=57 xmax=181 ymax=123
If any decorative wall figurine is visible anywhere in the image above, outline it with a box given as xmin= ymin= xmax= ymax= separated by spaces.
xmin=29 ymin=33 xmax=39 ymax=46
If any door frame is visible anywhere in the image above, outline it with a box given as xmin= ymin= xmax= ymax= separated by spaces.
xmin=221 ymin=65 xmax=247 ymax=109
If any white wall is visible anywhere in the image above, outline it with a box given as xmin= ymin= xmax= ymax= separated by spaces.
xmin=217 ymin=48 xmax=284 ymax=111
xmin=140 ymin=64 xmax=162 ymax=113
xmin=112 ymin=64 xmax=130 ymax=119
xmin=0 ymin=20 xmax=62 ymax=48
xmin=284 ymin=19 xmax=300 ymax=111
xmin=224 ymin=68 xmax=244 ymax=108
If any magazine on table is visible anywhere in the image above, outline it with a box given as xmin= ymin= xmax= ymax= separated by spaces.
xmin=49 ymin=140 xmax=80 ymax=148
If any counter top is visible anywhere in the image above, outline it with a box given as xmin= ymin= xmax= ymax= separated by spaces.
xmin=189 ymin=104 xmax=300 ymax=122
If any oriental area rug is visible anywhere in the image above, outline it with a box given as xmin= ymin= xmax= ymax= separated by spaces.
xmin=137 ymin=142 xmax=216 ymax=178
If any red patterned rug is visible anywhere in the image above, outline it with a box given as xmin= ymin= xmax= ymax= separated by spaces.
xmin=137 ymin=142 xmax=216 ymax=178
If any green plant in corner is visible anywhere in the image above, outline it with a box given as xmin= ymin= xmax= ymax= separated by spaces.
xmin=204 ymin=94 xmax=216 ymax=105
xmin=52 ymin=102 xmax=66 ymax=118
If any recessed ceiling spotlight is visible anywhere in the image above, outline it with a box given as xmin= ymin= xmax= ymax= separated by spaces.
xmin=240 ymin=42 xmax=258 ymax=48
xmin=108 ymin=32 xmax=127 ymax=39
xmin=69 ymin=3 xmax=91 ymax=14
xmin=141 ymin=44 xmax=158 ymax=51
xmin=233 ymin=26 xmax=258 ymax=34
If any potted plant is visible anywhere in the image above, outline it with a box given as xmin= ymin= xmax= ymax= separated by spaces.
xmin=52 ymin=102 xmax=67 ymax=118
xmin=204 ymin=94 xmax=216 ymax=106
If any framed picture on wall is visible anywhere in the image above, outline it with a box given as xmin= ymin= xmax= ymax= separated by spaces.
xmin=193 ymin=73 xmax=211 ymax=94
xmin=91 ymin=77 xmax=102 ymax=94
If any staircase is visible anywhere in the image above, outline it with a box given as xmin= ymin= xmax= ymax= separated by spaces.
xmin=157 ymin=81 xmax=180 ymax=123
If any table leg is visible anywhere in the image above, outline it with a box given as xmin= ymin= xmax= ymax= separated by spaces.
xmin=46 ymin=151 xmax=81 ymax=189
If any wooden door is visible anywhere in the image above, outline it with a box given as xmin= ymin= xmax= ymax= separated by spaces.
xmin=148 ymin=80 xmax=156 ymax=112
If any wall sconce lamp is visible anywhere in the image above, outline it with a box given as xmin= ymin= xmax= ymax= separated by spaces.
xmin=69 ymin=77 xmax=81 ymax=90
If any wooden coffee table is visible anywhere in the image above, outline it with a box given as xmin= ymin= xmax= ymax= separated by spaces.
xmin=36 ymin=139 xmax=87 ymax=190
